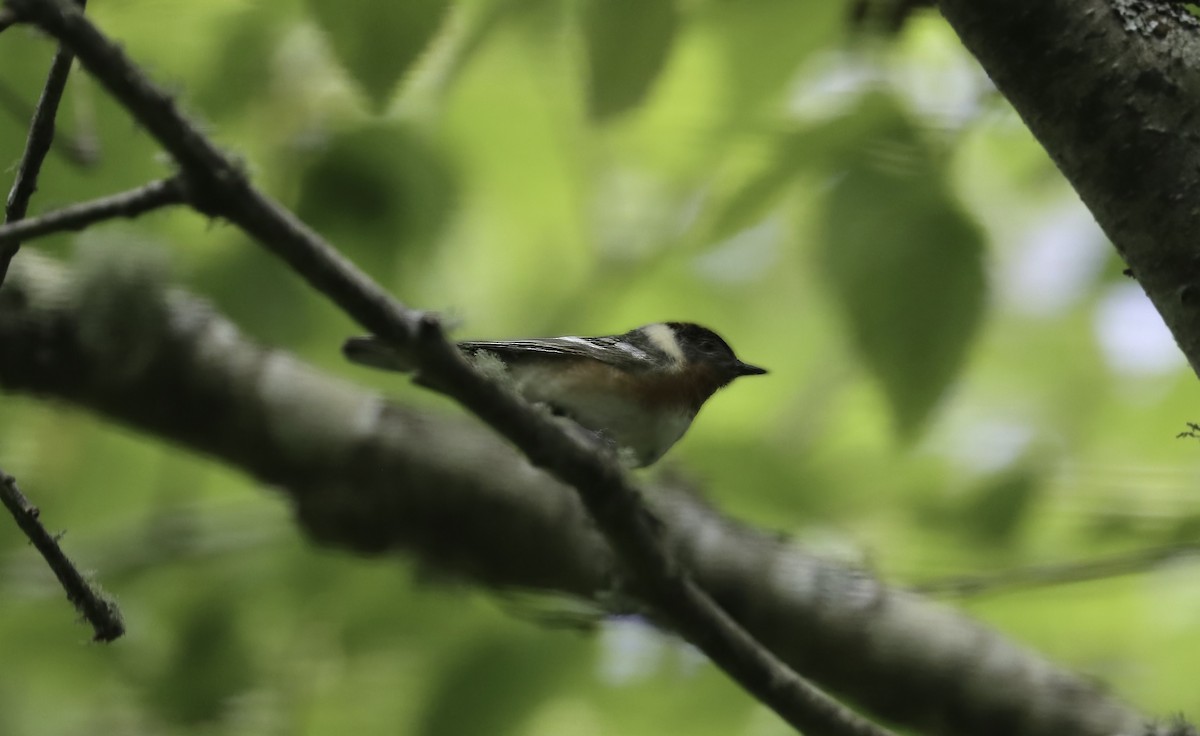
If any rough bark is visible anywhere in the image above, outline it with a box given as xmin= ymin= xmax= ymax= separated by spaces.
xmin=939 ymin=0 xmax=1200 ymax=376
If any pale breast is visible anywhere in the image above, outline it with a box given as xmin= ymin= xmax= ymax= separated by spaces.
xmin=508 ymin=361 xmax=698 ymax=466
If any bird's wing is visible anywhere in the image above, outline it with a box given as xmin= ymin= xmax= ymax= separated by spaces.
xmin=344 ymin=334 xmax=654 ymax=373
xmin=459 ymin=335 xmax=653 ymax=372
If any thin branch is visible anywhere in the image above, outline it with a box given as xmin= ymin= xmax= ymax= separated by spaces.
xmin=0 ymin=79 xmax=100 ymax=167
xmin=0 ymin=177 xmax=185 ymax=246
xmin=914 ymin=543 xmax=1200 ymax=599
xmin=6 ymin=0 xmax=893 ymax=733
xmin=0 ymin=470 xmax=123 ymax=641
xmin=0 ymin=0 xmax=86 ymax=289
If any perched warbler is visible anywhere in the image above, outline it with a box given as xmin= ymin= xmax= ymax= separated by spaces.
xmin=343 ymin=322 xmax=766 ymax=467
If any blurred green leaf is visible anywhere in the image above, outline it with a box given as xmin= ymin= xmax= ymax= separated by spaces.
xmin=698 ymin=0 xmax=840 ymax=121
xmin=819 ymin=96 xmax=986 ymax=438
xmin=296 ymin=123 xmax=458 ymax=280
xmin=145 ymin=595 xmax=255 ymax=725
xmin=1087 ymin=512 xmax=1143 ymax=542
xmin=580 ymin=0 xmax=679 ymax=121
xmin=195 ymin=241 xmax=317 ymax=345
xmin=706 ymin=96 xmax=917 ymax=244
xmin=306 ymin=0 xmax=450 ymax=110
xmin=1167 ymin=513 xmax=1200 ymax=544
xmin=418 ymin=630 xmax=582 ymax=736
xmin=962 ymin=460 xmax=1042 ymax=546
xmin=194 ymin=6 xmax=284 ymax=118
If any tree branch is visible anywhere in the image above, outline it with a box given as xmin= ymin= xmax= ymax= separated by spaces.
xmin=0 ymin=251 xmax=1150 ymax=736
xmin=0 ymin=468 xmax=123 ymax=641
xmin=3 ymin=0 xmax=892 ymax=733
xmin=938 ymin=0 xmax=1200 ymax=377
xmin=0 ymin=0 xmax=119 ymax=643
xmin=915 ymin=542 xmax=1200 ymax=599
xmin=0 ymin=78 xmax=101 ymax=167
xmin=0 ymin=177 xmax=185 ymax=247
xmin=0 ymin=0 xmax=85 ymax=288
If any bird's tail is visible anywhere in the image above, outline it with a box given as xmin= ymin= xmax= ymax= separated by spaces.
xmin=342 ymin=336 xmax=416 ymax=372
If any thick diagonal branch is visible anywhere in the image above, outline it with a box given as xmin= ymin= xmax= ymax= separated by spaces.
xmin=0 ymin=253 xmax=1148 ymax=736
xmin=938 ymin=0 xmax=1200 ymax=377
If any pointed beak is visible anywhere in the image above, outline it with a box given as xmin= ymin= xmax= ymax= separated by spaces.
xmin=735 ymin=361 xmax=768 ymax=376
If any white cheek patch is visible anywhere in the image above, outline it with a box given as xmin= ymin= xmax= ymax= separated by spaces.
xmin=643 ymin=323 xmax=685 ymax=364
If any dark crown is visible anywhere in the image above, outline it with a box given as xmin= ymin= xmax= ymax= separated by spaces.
xmin=664 ymin=322 xmax=767 ymax=378
xmin=666 ymin=322 xmax=736 ymax=359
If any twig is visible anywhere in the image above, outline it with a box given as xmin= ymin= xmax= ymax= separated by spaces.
xmin=0 ymin=470 xmax=123 ymax=641
xmin=914 ymin=543 xmax=1200 ymax=599
xmin=5 ymin=0 xmax=896 ymax=733
xmin=0 ymin=0 xmax=113 ymax=642
xmin=0 ymin=0 xmax=86 ymax=289
xmin=0 ymin=177 xmax=185 ymax=246
xmin=0 ymin=79 xmax=99 ymax=167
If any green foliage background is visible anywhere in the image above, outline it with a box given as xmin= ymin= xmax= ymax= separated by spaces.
xmin=2 ymin=1 xmax=1198 ymax=733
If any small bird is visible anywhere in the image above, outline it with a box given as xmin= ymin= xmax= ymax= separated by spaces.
xmin=343 ymin=322 xmax=767 ymax=467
